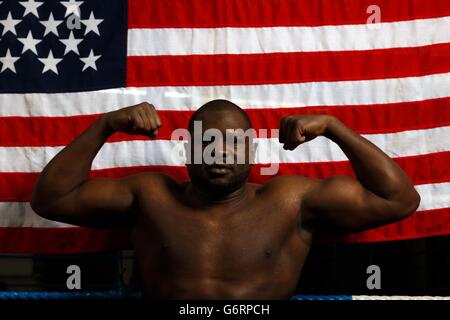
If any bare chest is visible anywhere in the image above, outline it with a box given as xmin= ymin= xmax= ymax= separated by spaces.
xmin=132 ymin=193 xmax=306 ymax=274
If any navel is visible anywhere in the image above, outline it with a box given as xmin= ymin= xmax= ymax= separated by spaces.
xmin=264 ymin=249 xmax=273 ymax=259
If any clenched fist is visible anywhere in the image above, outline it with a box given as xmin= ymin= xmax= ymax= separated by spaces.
xmin=279 ymin=114 xmax=335 ymax=150
xmin=103 ymin=102 xmax=162 ymax=137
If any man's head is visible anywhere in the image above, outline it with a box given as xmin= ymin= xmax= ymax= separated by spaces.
xmin=186 ymin=99 xmax=254 ymax=197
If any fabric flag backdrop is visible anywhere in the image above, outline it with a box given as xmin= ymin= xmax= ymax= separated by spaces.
xmin=0 ymin=0 xmax=449 ymax=253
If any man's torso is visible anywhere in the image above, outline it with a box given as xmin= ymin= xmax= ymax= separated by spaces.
xmin=130 ymin=175 xmax=314 ymax=299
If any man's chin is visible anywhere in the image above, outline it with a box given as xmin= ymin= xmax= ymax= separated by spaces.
xmin=198 ymin=178 xmax=241 ymax=197
xmin=206 ymin=181 xmax=236 ymax=196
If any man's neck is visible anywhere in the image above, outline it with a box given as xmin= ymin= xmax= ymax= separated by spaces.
xmin=186 ymin=182 xmax=250 ymax=210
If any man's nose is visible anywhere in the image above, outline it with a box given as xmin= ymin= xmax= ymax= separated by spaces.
xmin=212 ymin=140 xmax=233 ymax=161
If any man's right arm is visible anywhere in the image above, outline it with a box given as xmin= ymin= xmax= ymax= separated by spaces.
xmin=30 ymin=102 xmax=161 ymax=228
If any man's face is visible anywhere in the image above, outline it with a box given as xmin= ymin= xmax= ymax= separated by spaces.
xmin=186 ymin=110 xmax=254 ymax=197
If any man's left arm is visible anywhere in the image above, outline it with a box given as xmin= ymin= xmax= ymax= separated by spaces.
xmin=279 ymin=114 xmax=421 ymax=233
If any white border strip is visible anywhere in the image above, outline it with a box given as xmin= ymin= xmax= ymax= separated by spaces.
xmin=353 ymin=295 xmax=450 ymax=300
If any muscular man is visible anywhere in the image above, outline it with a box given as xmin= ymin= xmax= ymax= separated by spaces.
xmin=30 ymin=99 xmax=420 ymax=299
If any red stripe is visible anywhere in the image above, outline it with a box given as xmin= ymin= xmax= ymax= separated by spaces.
xmin=249 ymin=152 xmax=450 ymax=186
xmin=1 ymin=152 xmax=449 ymax=202
xmin=1 ymin=97 xmax=449 ymax=146
xmin=126 ymin=44 xmax=450 ymax=87
xmin=0 ymin=227 xmax=130 ymax=254
xmin=128 ymin=0 xmax=450 ymax=28
xmin=339 ymin=207 xmax=450 ymax=243
xmin=246 ymin=98 xmax=450 ymax=135
xmin=0 ymin=208 xmax=448 ymax=253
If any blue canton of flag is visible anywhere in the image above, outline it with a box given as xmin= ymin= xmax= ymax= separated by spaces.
xmin=0 ymin=0 xmax=127 ymax=93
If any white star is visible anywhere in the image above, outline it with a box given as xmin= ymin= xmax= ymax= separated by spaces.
xmin=38 ymin=50 xmax=63 ymax=74
xmin=60 ymin=31 xmax=83 ymax=55
xmin=61 ymin=0 xmax=83 ymax=17
xmin=19 ymin=0 xmax=44 ymax=18
xmin=0 ymin=12 xmax=21 ymax=36
xmin=80 ymin=49 xmax=100 ymax=71
xmin=40 ymin=13 xmax=63 ymax=37
xmin=17 ymin=31 xmax=42 ymax=55
xmin=81 ymin=11 xmax=103 ymax=36
xmin=0 ymin=49 xmax=20 ymax=74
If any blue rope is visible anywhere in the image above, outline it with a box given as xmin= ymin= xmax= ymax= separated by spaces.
xmin=0 ymin=290 xmax=142 ymax=300
xmin=0 ymin=291 xmax=353 ymax=300
xmin=291 ymin=295 xmax=352 ymax=300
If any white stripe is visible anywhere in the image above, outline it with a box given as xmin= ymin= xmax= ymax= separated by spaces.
xmin=0 ymin=126 xmax=449 ymax=172
xmin=0 ymin=73 xmax=449 ymax=116
xmin=0 ymin=202 xmax=72 ymax=228
xmin=352 ymin=295 xmax=450 ymax=300
xmin=1 ymin=182 xmax=448 ymax=228
xmin=255 ymin=126 xmax=450 ymax=163
xmin=127 ymin=17 xmax=450 ymax=56
xmin=415 ymin=182 xmax=450 ymax=211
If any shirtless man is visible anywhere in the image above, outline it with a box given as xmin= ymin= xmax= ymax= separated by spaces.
xmin=30 ymin=99 xmax=420 ymax=299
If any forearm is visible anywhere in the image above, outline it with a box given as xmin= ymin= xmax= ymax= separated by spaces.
xmin=31 ymin=116 xmax=113 ymax=208
xmin=324 ymin=116 xmax=417 ymax=202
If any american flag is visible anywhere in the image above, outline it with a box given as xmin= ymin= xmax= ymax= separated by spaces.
xmin=0 ymin=0 xmax=449 ymax=253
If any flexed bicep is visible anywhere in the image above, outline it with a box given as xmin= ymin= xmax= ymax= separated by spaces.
xmin=280 ymin=114 xmax=420 ymax=234
xmin=31 ymin=176 xmax=137 ymax=228
xmin=302 ymin=175 xmax=415 ymax=234
xmin=30 ymin=102 xmax=163 ymax=228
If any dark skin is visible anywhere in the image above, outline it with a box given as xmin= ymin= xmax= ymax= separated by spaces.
xmin=30 ymin=101 xmax=420 ymax=299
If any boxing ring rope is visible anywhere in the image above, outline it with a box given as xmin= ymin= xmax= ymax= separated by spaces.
xmin=0 ymin=291 xmax=449 ymax=300
xmin=0 ymin=290 xmax=141 ymax=300
xmin=291 ymin=295 xmax=450 ymax=300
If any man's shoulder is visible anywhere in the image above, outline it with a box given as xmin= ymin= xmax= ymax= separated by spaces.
xmin=259 ymin=175 xmax=320 ymax=196
xmin=125 ymin=172 xmax=180 ymax=192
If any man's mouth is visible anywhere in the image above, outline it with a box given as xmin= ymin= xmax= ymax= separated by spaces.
xmin=205 ymin=164 xmax=233 ymax=175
